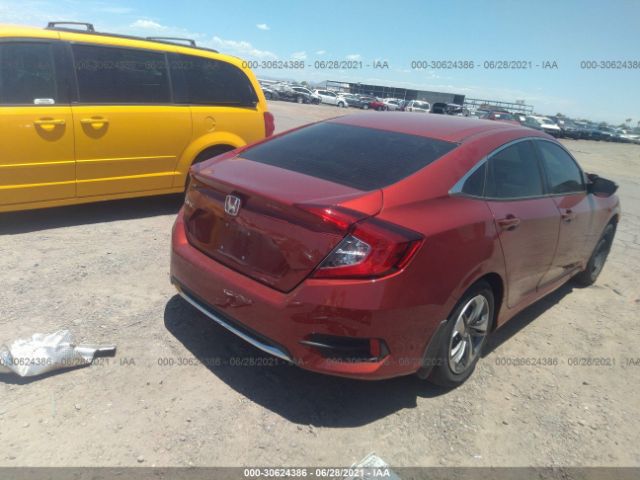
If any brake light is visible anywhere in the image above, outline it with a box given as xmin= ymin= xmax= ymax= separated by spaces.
xmin=264 ymin=111 xmax=275 ymax=137
xmin=312 ymin=217 xmax=423 ymax=279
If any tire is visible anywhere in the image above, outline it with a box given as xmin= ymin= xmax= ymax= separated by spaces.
xmin=296 ymin=96 xmax=304 ymax=104
xmin=265 ymin=92 xmax=272 ymax=100
xmin=362 ymin=104 xmax=369 ymax=110
xmin=337 ymin=102 xmax=345 ymax=108
xmin=573 ymin=223 xmax=616 ymax=286
xmin=428 ymin=281 xmax=494 ymax=387
xmin=185 ymin=145 xmax=235 ymax=191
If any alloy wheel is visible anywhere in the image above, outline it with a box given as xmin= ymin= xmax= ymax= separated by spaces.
xmin=448 ymin=295 xmax=490 ymax=374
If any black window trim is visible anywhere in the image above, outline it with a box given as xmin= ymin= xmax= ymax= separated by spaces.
xmin=0 ymin=38 xmax=68 ymax=107
xmin=450 ymin=136 xmax=550 ymax=201
xmin=531 ymin=137 xmax=587 ymax=196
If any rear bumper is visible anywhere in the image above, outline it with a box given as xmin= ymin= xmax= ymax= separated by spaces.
xmin=170 ymin=209 xmax=443 ymax=380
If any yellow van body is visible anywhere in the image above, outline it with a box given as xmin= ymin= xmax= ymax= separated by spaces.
xmin=0 ymin=24 xmax=270 ymax=212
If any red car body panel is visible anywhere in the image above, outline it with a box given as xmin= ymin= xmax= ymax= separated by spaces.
xmin=170 ymin=113 xmax=621 ymax=379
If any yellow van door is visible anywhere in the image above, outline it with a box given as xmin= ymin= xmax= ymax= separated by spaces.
xmin=0 ymin=41 xmax=75 ymax=210
xmin=70 ymin=43 xmax=191 ymax=197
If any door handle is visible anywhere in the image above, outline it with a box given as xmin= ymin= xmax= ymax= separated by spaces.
xmin=34 ymin=118 xmax=66 ymax=131
xmin=561 ymin=209 xmax=576 ymax=223
xmin=80 ymin=117 xmax=109 ymax=129
xmin=497 ymin=215 xmax=521 ymax=231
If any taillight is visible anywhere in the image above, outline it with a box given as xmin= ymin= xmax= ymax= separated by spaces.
xmin=264 ymin=111 xmax=275 ymax=137
xmin=312 ymin=217 xmax=423 ymax=279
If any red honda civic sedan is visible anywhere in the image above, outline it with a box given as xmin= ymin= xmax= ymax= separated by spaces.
xmin=170 ymin=113 xmax=620 ymax=386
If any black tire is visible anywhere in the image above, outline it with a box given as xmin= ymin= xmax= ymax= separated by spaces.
xmin=428 ymin=281 xmax=494 ymax=387
xmin=265 ymin=92 xmax=272 ymax=100
xmin=573 ymin=223 xmax=616 ymax=286
xmin=362 ymin=104 xmax=369 ymax=110
xmin=185 ymin=145 xmax=235 ymax=191
xmin=337 ymin=101 xmax=345 ymax=108
xmin=296 ymin=96 xmax=304 ymax=104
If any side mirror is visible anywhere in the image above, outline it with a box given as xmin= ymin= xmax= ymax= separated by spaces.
xmin=587 ymin=174 xmax=618 ymax=197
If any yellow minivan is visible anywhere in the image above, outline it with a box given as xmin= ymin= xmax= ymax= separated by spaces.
xmin=0 ymin=22 xmax=273 ymax=213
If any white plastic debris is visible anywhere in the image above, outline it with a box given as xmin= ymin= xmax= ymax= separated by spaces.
xmin=347 ymin=453 xmax=401 ymax=480
xmin=0 ymin=330 xmax=115 ymax=378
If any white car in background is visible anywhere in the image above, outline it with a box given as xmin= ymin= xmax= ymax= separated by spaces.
xmin=382 ymin=98 xmax=402 ymax=111
xmin=291 ymin=86 xmax=321 ymax=104
xmin=314 ymin=89 xmax=349 ymax=107
xmin=405 ymin=100 xmax=431 ymax=113
xmin=524 ymin=115 xmax=563 ymax=137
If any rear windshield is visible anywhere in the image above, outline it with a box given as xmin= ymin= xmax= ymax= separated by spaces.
xmin=240 ymin=122 xmax=457 ymax=190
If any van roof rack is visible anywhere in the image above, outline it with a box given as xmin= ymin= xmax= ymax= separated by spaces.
xmin=45 ymin=22 xmax=218 ymax=53
xmin=46 ymin=21 xmax=95 ymax=32
xmin=146 ymin=37 xmax=196 ymax=47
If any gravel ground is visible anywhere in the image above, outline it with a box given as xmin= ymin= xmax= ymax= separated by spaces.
xmin=0 ymin=102 xmax=638 ymax=468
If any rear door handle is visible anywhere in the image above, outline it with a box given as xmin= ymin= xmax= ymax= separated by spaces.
xmin=561 ymin=209 xmax=576 ymax=223
xmin=497 ymin=215 xmax=521 ymax=231
xmin=34 ymin=118 xmax=66 ymax=131
xmin=80 ymin=117 xmax=109 ymax=129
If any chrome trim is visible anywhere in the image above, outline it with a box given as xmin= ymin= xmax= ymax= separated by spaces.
xmin=175 ymin=285 xmax=293 ymax=363
xmin=449 ymin=136 xmax=588 ymax=200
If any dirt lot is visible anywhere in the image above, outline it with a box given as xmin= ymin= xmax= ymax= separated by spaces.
xmin=1 ymin=101 xmax=639 ymax=468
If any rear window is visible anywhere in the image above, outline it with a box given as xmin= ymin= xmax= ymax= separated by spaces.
xmin=240 ymin=122 xmax=457 ymax=191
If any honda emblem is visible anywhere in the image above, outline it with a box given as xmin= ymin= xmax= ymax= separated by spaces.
xmin=224 ymin=194 xmax=242 ymax=216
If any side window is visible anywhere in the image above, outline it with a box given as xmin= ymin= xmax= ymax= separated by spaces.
xmin=536 ymin=141 xmax=585 ymax=194
xmin=0 ymin=42 xmax=57 ymax=104
xmin=461 ymin=162 xmax=486 ymax=197
xmin=72 ymin=44 xmax=170 ymax=104
xmin=171 ymin=54 xmax=257 ymax=107
xmin=485 ymin=141 xmax=544 ymax=199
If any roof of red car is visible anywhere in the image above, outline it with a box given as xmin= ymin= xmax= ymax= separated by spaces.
xmin=329 ymin=112 xmax=531 ymax=143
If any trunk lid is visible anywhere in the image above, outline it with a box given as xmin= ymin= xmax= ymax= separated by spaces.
xmin=184 ymin=157 xmax=382 ymax=292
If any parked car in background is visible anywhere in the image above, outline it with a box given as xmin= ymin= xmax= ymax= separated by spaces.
xmin=405 ymin=100 xmax=431 ymax=113
xmin=432 ymin=103 xmax=465 ymax=115
xmin=273 ymin=84 xmax=318 ymax=104
xmin=260 ymin=85 xmax=280 ymax=101
xmin=341 ymin=94 xmax=369 ymax=109
xmin=357 ymin=95 xmax=378 ymax=110
xmin=368 ymin=98 xmax=387 ymax=111
xmin=482 ymin=111 xmax=519 ymax=125
xmin=383 ymin=99 xmax=402 ymax=111
xmin=524 ymin=116 xmax=562 ymax=137
xmin=314 ymin=89 xmax=349 ymax=107
xmin=172 ymin=113 xmax=620 ymax=386
xmin=0 ymin=22 xmax=273 ymax=213
xmin=291 ymin=86 xmax=321 ymax=104
xmin=560 ymin=120 xmax=584 ymax=139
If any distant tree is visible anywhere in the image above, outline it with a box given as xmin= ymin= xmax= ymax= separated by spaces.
xmin=556 ymin=113 xmax=565 ymax=118
xmin=301 ymin=81 xmax=308 ymax=86
xmin=625 ymin=118 xmax=632 ymax=125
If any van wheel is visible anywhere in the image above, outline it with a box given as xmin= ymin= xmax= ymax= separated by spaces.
xmin=573 ymin=224 xmax=615 ymax=286
xmin=428 ymin=281 xmax=494 ymax=387
xmin=185 ymin=145 xmax=235 ymax=190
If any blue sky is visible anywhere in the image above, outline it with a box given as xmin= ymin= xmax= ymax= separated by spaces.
xmin=1 ymin=0 xmax=639 ymax=124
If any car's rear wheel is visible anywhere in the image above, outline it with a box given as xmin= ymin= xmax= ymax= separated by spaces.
xmin=428 ymin=281 xmax=494 ymax=387
xmin=362 ymin=104 xmax=369 ymax=110
xmin=296 ymin=96 xmax=304 ymax=104
xmin=573 ymin=223 xmax=616 ymax=286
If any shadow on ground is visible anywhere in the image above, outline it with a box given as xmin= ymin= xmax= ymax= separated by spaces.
xmin=164 ymin=282 xmax=573 ymax=427
xmin=0 ymin=194 xmax=184 ymax=235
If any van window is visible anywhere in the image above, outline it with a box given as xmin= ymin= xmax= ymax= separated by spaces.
xmin=0 ymin=42 xmax=57 ymax=105
xmin=170 ymin=54 xmax=257 ymax=107
xmin=72 ymin=44 xmax=170 ymax=104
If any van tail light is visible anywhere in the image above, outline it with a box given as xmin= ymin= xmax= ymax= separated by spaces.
xmin=264 ymin=111 xmax=275 ymax=137
xmin=311 ymin=217 xmax=423 ymax=279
